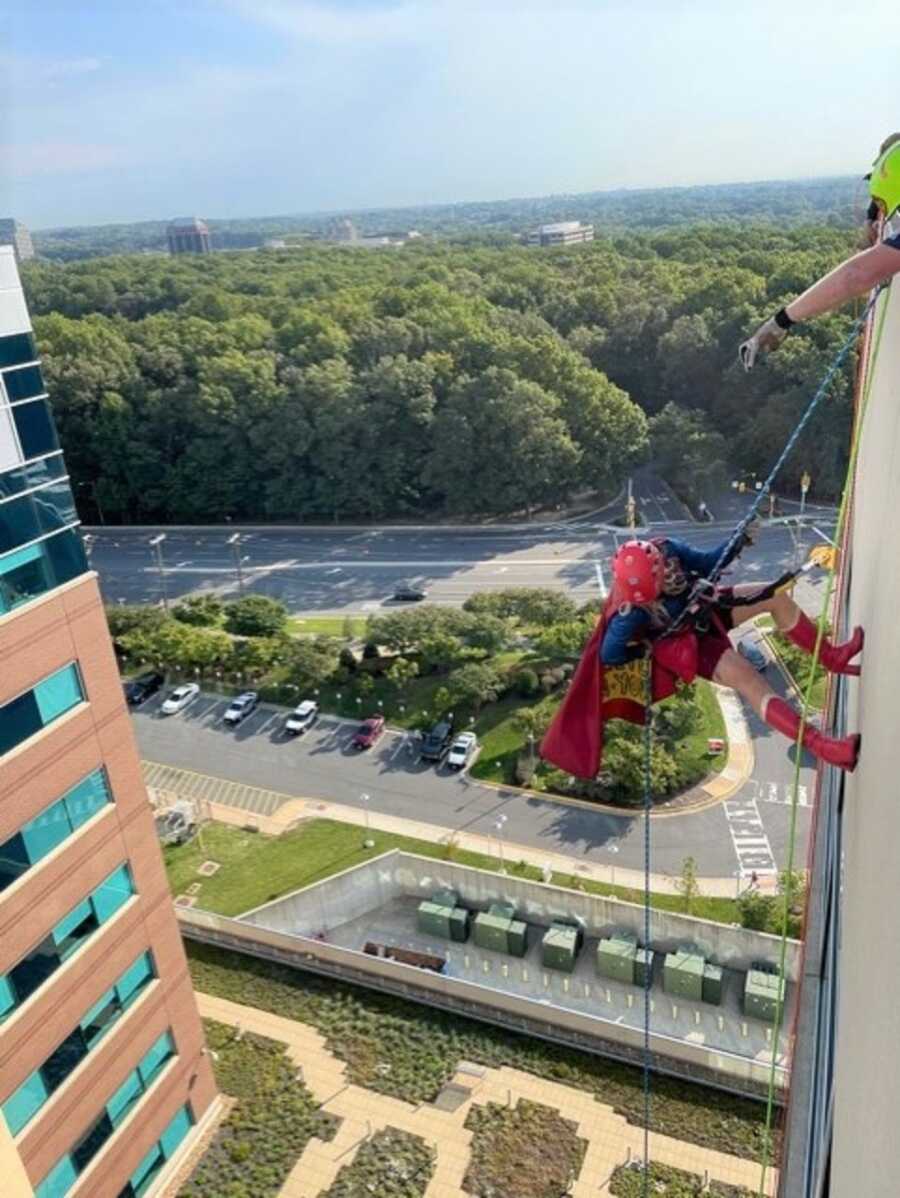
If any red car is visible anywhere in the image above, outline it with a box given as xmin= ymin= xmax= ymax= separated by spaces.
xmin=352 ymin=715 xmax=385 ymax=749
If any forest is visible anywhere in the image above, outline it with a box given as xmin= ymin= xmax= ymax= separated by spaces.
xmin=22 ymin=218 xmax=862 ymax=524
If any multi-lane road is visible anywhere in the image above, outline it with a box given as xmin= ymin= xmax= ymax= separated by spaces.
xmin=87 ymin=516 xmax=834 ymax=615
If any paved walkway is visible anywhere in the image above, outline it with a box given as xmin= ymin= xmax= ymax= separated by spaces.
xmin=196 ymin=992 xmax=776 ymax=1197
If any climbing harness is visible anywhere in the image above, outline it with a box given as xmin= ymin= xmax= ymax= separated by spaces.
xmin=633 ymin=285 xmax=885 ymax=1198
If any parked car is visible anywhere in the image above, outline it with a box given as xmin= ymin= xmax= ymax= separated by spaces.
xmin=737 ymin=637 xmax=767 ymax=671
xmin=160 ymin=682 xmax=200 ymax=716
xmin=352 ymin=715 xmax=385 ymax=749
xmin=446 ymin=731 xmax=478 ymax=771
xmin=223 ymin=691 xmax=259 ymax=726
xmin=123 ymin=671 xmax=164 ymax=706
xmin=421 ymin=720 xmax=454 ymax=762
xmin=392 ymin=583 xmax=428 ymax=602
xmin=285 ymin=699 xmax=319 ymax=736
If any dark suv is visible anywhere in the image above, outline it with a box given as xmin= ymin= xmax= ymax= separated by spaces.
xmin=421 ymin=720 xmax=454 ymax=762
xmin=124 ymin=671 xmax=164 ymax=706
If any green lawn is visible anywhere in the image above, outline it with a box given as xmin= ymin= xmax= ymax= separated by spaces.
xmin=756 ymin=617 xmax=827 ymax=709
xmin=165 ymin=818 xmax=740 ymax=925
xmin=288 ymin=614 xmax=367 ymax=639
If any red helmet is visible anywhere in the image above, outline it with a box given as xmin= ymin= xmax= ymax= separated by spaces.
xmin=613 ymin=540 xmax=664 ymax=604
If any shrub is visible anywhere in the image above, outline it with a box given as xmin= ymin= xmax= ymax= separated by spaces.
xmin=172 ymin=594 xmax=224 ymax=627
xmin=322 ymin=1127 xmax=435 ymax=1197
xmin=514 ymin=667 xmax=540 ymax=697
xmin=339 ymin=646 xmax=358 ymax=672
xmin=105 ymin=602 xmax=167 ymax=639
xmin=362 ymin=641 xmax=380 ymax=659
xmin=224 ymin=595 xmax=288 ymax=637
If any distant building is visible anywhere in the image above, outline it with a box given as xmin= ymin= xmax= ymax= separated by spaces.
xmin=166 ymin=217 xmax=211 ymax=255
xmin=332 ymin=218 xmax=358 ymax=243
xmin=527 ymin=221 xmax=594 ymax=247
xmin=0 ymin=219 xmax=34 ymax=263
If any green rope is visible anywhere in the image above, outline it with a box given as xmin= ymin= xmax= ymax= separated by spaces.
xmin=756 ymin=286 xmax=890 ymax=1196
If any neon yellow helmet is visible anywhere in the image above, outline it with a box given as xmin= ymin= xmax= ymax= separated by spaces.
xmin=869 ymin=140 xmax=900 ymax=218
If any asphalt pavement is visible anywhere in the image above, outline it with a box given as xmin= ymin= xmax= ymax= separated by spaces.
xmin=132 ymin=681 xmax=813 ymax=882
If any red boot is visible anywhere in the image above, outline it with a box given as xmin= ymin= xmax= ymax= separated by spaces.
xmin=763 ymin=696 xmax=860 ymax=772
xmin=786 ymin=611 xmax=864 ymax=676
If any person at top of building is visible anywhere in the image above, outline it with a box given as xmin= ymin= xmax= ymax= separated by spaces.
xmin=600 ymin=536 xmax=862 ymax=770
xmin=740 ymin=135 xmax=900 ymax=370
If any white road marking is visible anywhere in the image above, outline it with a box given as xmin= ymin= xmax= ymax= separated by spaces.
xmin=254 ymin=711 xmax=280 ymax=737
xmin=724 ymin=797 xmax=778 ymax=877
xmin=594 ymin=560 xmax=606 ymax=597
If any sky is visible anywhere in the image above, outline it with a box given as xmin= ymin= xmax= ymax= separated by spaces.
xmin=2 ymin=0 xmax=899 ymax=229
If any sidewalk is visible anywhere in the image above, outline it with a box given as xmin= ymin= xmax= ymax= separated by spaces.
xmin=147 ymin=769 xmax=768 ymax=898
xmin=195 ymin=991 xmax=775 ymax=1197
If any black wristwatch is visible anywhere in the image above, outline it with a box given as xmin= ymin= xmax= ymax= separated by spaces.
xmin=773 ymin=307 xmax=795 ymax=331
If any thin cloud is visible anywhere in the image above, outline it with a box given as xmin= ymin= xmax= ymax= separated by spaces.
xmin=5 ymin=142 xmax=120 ymax=179
xmin=222 ymin=0 xmax=430 ymax=43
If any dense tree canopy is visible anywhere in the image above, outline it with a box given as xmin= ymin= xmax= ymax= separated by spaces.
xmin=24 ymin=215 xmax=860 ymax=523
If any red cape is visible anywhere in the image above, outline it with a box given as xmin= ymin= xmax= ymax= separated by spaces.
xmin=539 ymin=592 xmax=682 ymax=779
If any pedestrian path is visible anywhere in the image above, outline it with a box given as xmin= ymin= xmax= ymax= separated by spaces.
xmin=195 ymin=992 xmax=776 ymax=1197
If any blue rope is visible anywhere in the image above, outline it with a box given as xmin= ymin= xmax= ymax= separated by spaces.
xmin=642 ymin=658 xmax=652 ymax=1195
xmin=705 ymin=289 xmax=884 ymax=589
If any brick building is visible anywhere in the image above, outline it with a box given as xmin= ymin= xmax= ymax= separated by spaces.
xmin=0 ymin=246 xmax=217 ymax=1197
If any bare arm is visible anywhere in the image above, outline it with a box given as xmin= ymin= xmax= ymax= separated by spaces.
xmin=786 ymin=244 xmax=900 ymax=322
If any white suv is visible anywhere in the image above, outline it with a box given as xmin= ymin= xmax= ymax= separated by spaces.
xmin=223 ymin=692 xmax=259 ymax=726
xmin=285 ymin=700 xmax=319 ymax=736
xmin=446 ymin=731 xmax=478 ymax=771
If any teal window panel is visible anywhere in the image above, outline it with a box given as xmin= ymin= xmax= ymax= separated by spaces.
xmin=106 ymin=1069 xmax=143 ymax=1128
xmin=2 ymin=1068 xmax=49 ymax=1136
xmin=0 ymin=975 xmax=14 ymax=1017
xmin=20 ymin=798 xmax=72 ymax=862
xmin=115 ymin=952 xmax=154 ymax=1007
xmin=130 ymin=1143 xmax=165 ymax=1196
xmin=138 ymin=1030 xmax=174 ymax=1087
xmin=160 ymin=1104 xmax=193 ymax=1158
xmin=79 ymin=985 xmax=118 ymax=1047
xmin=35 ymin=1154 xmax=78 ymax=1198
xmin=52 ymin=898 xmax=94 ymax=952
xmin=64 ymin=769 xmax=111 ymax=830
xmin=91 ymin=864 xmax=133 ymax=922
xmin=34 ymin=664 xmax=83 ymax=724
xmin=0 ymin=541 xmax=43 ymax=573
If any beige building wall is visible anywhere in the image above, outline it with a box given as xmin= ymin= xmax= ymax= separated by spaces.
xmin=831 ymin=281 xmax=900 ymax=1187
xmin=0 ymin=1115 xmax=34 ymax=1198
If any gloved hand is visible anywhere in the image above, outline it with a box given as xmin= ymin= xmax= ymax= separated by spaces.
xmin=739 ymin=316 xmax=789 ymax=371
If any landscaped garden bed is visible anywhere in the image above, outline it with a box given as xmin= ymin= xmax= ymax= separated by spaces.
xmin=187 ymin=943 xmax=775 ymax=1162
xmin=609 ymin=1160 xmax=755 ymax=1196
xmin=321 ymin=1127 xmax=435 ymax=1197
xmin=177 ymin=1020 xmax=337 ymax=1198
xmin=462 ymin=1099 xmax=586 ymax=1198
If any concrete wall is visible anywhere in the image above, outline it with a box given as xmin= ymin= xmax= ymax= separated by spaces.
xmin=831 ymin=281 xmax=900 ymax=1190
xmin=180 ymin=905 xmax=788 ymax=1099
xmin=241 ymin=851 xmax=800 ymax=981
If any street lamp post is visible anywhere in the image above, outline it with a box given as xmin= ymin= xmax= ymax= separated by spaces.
xmin=800 ymin=471 xmax=811 ymax=523
xmin=495 ymin=813 xmax=507 ymax=874
xmin=361 ymin=792 xmax=374 ymax=849
xmin=149 ymin=534 xmax=169 ymax=612
xmin=78 ymin=480 xmax=106 ymax=525
xmin=227 ymin=533 xmax=245 ymax=596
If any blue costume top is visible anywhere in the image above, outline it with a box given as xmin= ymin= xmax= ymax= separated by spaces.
xmin=600 ymin=538 xmax=733 ymax=666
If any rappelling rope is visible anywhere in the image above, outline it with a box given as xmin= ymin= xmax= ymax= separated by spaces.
xmin=641 ymin=657 xmax=653 ymax=1196
xmin=755 ymin=283 xmax=890 ymax=1197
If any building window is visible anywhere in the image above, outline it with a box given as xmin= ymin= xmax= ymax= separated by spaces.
xmin=0 ymin=527 xmax=89 ymax=617
xmin=0 ymin=332 xmax=37 ymax=371
xmin=0 ymin=863 xmax=135 ymax=1021
xmin=2 ymin=364 xmax=45 ymax=403
xmin=0 ymin=663 xmax=85 ymax=757
xmin=118 ymin=1104 xmax=194 ymax=1198
xmin=34 ymin=1031 xmax=177 ymax=1198
xmin=0 ymin=768 xmax=114 ymax=891
xmin=0 ymin=478 xmax=78 ymax=556
xmin=0 ymin=452 xmax=67 ymax=502
xmin=11 ymin=400 xmax=59 ymax=460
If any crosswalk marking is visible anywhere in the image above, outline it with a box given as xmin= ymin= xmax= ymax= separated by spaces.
xmin=724 ymin=796 xmax=778 ymax=878
xmin=141 ymin=760 xmax=292 ymax=818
